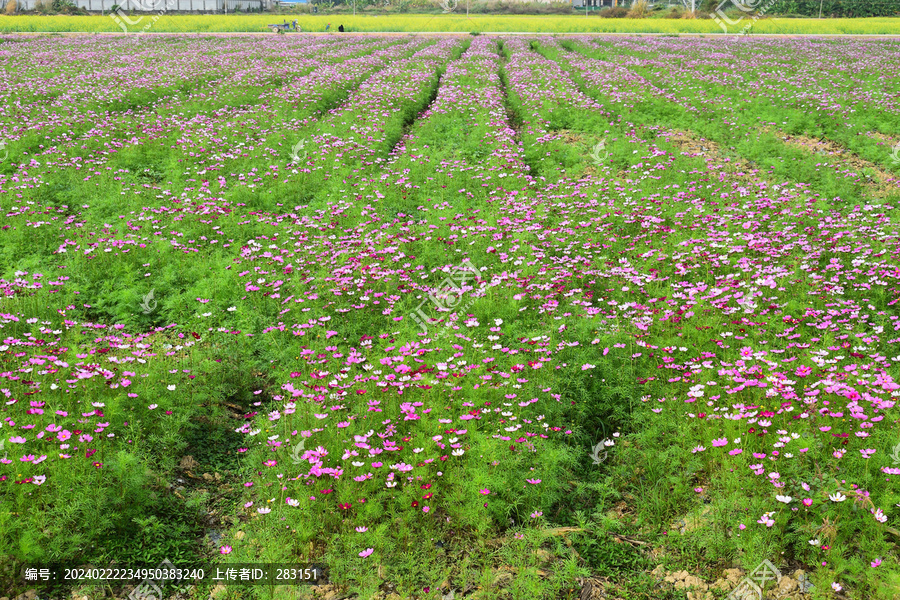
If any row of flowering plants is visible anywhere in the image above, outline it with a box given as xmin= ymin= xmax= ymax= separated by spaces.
xmin=528 ymin=36 xmax=900 ymax=598
xmin=2 ymin=32 xmax=899 ymax=600
xmin=221 ymin=36 xmax=584 ymax=594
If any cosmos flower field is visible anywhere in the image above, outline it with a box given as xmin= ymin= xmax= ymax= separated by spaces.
xmin=1 ymin=33 xmax=900 ymax=600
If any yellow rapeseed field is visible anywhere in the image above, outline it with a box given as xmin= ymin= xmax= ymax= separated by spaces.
xmin=1 ymin=14 xmax=899 ymax=34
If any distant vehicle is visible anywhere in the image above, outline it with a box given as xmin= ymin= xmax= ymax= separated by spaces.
xmin=267 ymin=20 xmax=298 ymax=32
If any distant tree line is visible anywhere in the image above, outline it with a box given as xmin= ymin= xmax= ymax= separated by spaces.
xmin=701 ymin=0 xmax=900 ymax=17
xmin=327 ymin=0 xmax=900 ymax=17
